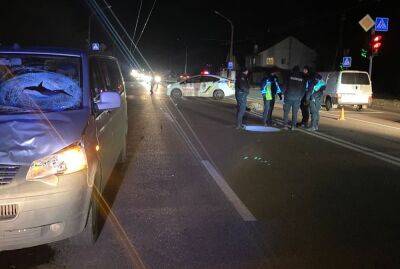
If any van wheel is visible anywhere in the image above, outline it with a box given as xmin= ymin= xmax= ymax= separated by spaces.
xmin=213 ymin=89 xmax=225 ymax=100
xmin=325 ymin=97 xmax=333 ymax=111
xmin=356 ymin=105 xmax=363 ymax=111
xmin=171 ymin=89 xmax=182 ymax=98
xmin=75 ymin=196 xmax=99 ymax=246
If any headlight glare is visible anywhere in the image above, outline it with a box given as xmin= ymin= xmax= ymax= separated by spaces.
xmin=26 ymin=144 xmax=87 ymax=181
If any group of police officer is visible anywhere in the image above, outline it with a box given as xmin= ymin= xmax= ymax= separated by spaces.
xmin=235 ymin=66 xmax=326 ymax=131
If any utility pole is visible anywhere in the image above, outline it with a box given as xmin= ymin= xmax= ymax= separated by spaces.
xmin=184 ymin=46 xmax=188 ymax=74
xmin=332 ymin=13 xmax=346 ymax=70
xmin=214 ymin=11 xmax=234 ymax=78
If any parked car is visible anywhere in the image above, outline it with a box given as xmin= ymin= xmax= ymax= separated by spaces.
xmin=319 ymin=71 xmax=373 ymax=110
xmin=167 ymin=75 xmax=234 ymax=100
xmin=0 ymin=47 xmax=127 ymax=251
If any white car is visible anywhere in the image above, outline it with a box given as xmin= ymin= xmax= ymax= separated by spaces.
xmin=167 ymin=75 xmax=235 ymax=100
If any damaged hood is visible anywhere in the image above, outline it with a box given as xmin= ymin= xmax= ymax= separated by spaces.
xmin=0 ymin=109 xmax=90 ymax=165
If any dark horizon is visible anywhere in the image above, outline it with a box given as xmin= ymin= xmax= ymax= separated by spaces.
xmin=0 ymin=0 xmax=398 ymax=95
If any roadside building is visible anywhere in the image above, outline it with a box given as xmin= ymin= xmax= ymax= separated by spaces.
xmin=246 ymin=36 xmax=317 ymax=85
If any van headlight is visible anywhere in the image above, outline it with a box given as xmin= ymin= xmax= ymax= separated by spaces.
xmin=26 ymin=144 xmax=87 ymax=182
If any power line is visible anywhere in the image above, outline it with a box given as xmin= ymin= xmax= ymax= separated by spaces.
xmin=130 ymin=0 xmax=143 ymax=52
xmin=133 ymin=0 xmax=157 ymax=50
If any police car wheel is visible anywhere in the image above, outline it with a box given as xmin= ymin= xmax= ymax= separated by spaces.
xmin=213 ymin=89 xmax=224 ymax=100
xmin=325 ymin=98 xmax=333 ymax=111
xmin=171 ymin=89 xmax=182 ymax=98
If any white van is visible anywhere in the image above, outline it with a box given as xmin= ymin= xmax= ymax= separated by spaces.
xmin=319 ymin=71 xmax=373 ymax=110
xmin=0 ymin=47 xmax=127 ymax=251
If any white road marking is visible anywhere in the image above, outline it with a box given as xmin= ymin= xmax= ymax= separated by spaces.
xmin=163 ymin=99 xmax=257 ymax=221
xmin=224 ymin=97 xmax=400 ymax=167
xmin=202 ymin=160 xmax=257 ymax=222
xmin=322 ymin=112 xmax=400 ymax=131
xmin=244 ymin=96 xmax=400 ymax=130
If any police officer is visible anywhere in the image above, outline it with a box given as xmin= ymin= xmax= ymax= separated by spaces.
xmin=299 ymin=66 xmax=312 ymax=127
xmin=260 ymin=72 xmax=282 ymax=126
xmin=283 ymin=66 xmax=306 ymax=130
xmin=308 ymin=73 xmax=326 ymax=131
xmin=235 ymin=68 xmax=250 ymax=130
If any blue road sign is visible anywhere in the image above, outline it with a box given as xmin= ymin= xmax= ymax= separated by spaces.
xmin=227 ymin=61 xmax=234 ymax=70
xmin=375 ymin=17 xmax=389 ymax=32
xmin=91 ymin=43 xmax=100 ymax=51
xmin=343 ymin=57 xmax=352 ymax=68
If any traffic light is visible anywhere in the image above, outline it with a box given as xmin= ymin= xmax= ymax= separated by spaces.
xmin=371 ymin=34 xmax=383 ymax=55
xmin=360 ymin=48 xmax=368 ymax=59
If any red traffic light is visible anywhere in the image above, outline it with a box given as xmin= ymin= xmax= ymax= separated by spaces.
xmin=371 ymin=35 xmax=383 ymax=54
xmin=373 ymin=43 xmax=382 ymax=49
xmin=373 ymin=35 xmax=382 ymax=42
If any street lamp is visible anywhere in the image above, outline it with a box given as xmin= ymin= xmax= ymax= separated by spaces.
xmin=87 ymin=5 xmax=112 ymax=46
xmin=214 ymin=10 xmax=234 ymax=74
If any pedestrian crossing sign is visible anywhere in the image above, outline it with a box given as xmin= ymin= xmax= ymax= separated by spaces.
xmin=375 ymin=17 xmax=389 ymax=32
xmin=342 ymin=57 xmax=352 ymax=68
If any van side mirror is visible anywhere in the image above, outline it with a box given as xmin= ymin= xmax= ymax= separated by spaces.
xmin=95 ymin=91 xmax=121 ymax=111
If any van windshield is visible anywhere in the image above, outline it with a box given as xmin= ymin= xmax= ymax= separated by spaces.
xmin=341 ymin=73 xmax=370 ymax=85
xmin=0 ymin=53 xmax=82 ymax=114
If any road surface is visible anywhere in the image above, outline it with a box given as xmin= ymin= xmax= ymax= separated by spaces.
xmin=1 ymin=82 xmax=399 ymax=269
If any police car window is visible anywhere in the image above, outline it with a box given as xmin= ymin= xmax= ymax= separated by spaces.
xmin=186 ymin=77 xmax=201 ymax=83
xmin=201 ymin=76 xmax=219 ymax=83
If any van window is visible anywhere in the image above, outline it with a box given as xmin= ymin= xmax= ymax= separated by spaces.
xmin=104 ymin=59 xmax=124 ymax=93
xmin=0 ymin=53 xmax=82 ymax=114
xmin=89 ymin=58 xmax=106 ymax=100
xmin=341 ymin=73 xmax=370 ymax=85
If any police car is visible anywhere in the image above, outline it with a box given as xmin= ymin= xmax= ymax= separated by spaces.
xmin=167 ymin=75 xmax=235 ymax=100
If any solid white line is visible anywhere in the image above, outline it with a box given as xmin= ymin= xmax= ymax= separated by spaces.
xmin=322 ymin=112 xmax=400 ymax=131
xmin=202 ymin=160 xmax=257 ymax=222
xmin=163 ymin=100 xmax=257 ymax=222
xmin=234 ymin=101 xmax=400 ymax=167
xmin=245 ymin=96 xmax=400 ymax=130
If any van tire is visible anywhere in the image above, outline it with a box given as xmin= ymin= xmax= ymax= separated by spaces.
xmin=325 ymin=97 xmax=333 ymax=111
xmin=171 ymin=89 xmax=182 ymax=98
xmin=356 ymin=105 xmax=363 ymax=111
xmin=213 ymin=89 xmax=225 ymax=100
xmin=76 ymin=196 xmax=99 ymax=247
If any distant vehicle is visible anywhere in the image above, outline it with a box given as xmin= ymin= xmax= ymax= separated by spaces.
xmin=178 ymin=73 xmax=190 ymax=82
xmin=167 ymin=75 xmax=234 ymax=100
xmin=319 ymin=71 xmax=373 ymax=111
xmin=0 ymin=47 xmax=128 ymax=251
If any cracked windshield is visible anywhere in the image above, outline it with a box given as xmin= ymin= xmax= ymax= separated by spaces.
xmin=0 ymin=0 xmax=399 ymax=269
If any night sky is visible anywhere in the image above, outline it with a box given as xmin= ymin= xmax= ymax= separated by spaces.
xmin=0 ymin=0 xmax=398 ymax=96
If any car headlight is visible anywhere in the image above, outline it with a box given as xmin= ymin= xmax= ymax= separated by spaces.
xmin=26 ymin=144 xmax=87 ymax=182
xmin=154 ymin=75 xmax=162 ymax=83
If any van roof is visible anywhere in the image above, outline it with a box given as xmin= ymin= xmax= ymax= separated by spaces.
xmin=0 ymin=46 xmax=85 ymax=57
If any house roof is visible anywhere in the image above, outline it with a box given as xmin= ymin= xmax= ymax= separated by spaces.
xmin=251 ymin=36 xmax=315 ymax=56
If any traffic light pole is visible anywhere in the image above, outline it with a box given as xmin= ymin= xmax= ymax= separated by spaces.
xmin=368 ymin=55 xmax=374 ymax=77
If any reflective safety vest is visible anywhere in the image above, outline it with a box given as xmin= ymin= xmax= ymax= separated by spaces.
xmin=312 ymin=80 xmax=326 ymax=94
xmin=263 ymin=81 xmax=273 ymax=101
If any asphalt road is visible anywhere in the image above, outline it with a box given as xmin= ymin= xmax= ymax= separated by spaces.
xmin=1 ymin=83 xmax=400 ymax=269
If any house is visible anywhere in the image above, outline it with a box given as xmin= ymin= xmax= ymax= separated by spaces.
xmin=246 ymin=36 xmax=317 ymax=84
